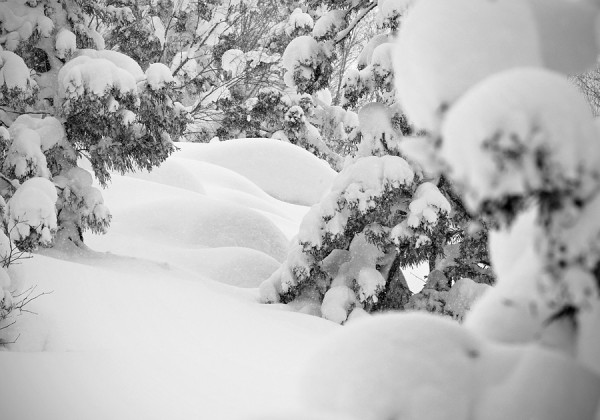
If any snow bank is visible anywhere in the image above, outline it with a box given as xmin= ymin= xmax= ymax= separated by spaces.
xmin=176 ymin=139 xmax=336 ymax=206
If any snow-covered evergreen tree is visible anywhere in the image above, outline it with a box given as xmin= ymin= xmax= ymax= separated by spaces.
xmin=0 ymin=0 xmax=186 ymax=329
xmin=260 ymin=0 xmax=493 ymax=322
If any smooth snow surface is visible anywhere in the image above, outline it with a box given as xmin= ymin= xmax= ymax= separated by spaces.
xmin=0 ymin=139 xmax=338 ymax=420
xmin=175 ymin=138 xmax=336 ymax=206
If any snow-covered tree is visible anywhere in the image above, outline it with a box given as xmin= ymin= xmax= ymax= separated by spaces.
xmin=259 ymin=0 xmax=494 ymax=322
xmin=0 ymin=0 xmax=187 ymax=331
xmin=392 ymin=0 xmax=600 ymax=392
xmin=298 ymin=2 xmax=600 ymax=419
xmin=102 ymin=0 xmax=291 ymax=143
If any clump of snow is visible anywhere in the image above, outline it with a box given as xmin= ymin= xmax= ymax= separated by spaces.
xmin=58 ymin=54 xmax=138 ymax=99
xmin=199 ymin=85 xmax=231 ymax=107
xmin=145 ymin=63 xmax=174 ymax=90
xmin=356 ymin=102 xmax=401 ymax=157
xmin=151 ymin=15 xmax=166 ymax=47
xmin=406 ymin=181 xmax=451 ymax=228
xmin=221 ymin=49 xmax=247 ymax=78
xmin=321 ymin=286 xmax=356 ymax=324
xmin=55 ymin=29 xmax=76 ymax=59
xmin=371 ymin=43 xmax=394 ymax=80
xmin=7 ymin=177 xmax=57 ymax=246
xmin=357 ymin=34 xmax=390 ymax=69
xmin=0 ymin=51 xmax=36 ymax=90
xmin=440 ymin=68 xmax=599 ymax=212
xmin=9 ymin=115 xmax=66 ymax=151
xmin=282 ymin=35 xmax=321 ymax=87
xmin=312 ymin=9 xmax=345 ymax=39
xmin=286 ymin=8 xmax=314 ymax=36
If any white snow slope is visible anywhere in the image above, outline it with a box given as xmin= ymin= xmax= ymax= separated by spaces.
xmin=0 ymin=139 xmax=338 ymax=420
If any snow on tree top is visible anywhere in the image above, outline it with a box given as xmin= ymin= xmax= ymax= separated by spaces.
xmin=394 ymin=0 xmax=542 ymax=132
xmin=145 ymin=63 xmax=174 ymax=90
xmin=441 ymin=67 xmax=599 ymax=211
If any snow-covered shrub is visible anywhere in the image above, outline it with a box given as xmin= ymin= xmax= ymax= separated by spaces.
xmin=260 ymin=153 xmax=452 ymax=323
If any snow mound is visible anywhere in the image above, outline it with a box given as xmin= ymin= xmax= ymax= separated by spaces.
xmin=112 ymin=194 xmax=289 ymax=262
xmin=176 ymin=139 xmax=336 ymax=205
xmin=302 ymin=313 xmax=481 ymax=420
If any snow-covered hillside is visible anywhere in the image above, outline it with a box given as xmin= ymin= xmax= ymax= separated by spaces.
xmin=0 ymin=139 xmax=339 ymax=420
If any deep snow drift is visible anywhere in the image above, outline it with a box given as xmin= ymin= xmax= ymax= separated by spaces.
xmin=0 ymin=139 xmax=339 ymax=420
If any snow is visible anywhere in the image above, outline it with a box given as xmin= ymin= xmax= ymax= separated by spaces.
xmin=145 ymin=63 xmax=174 ymax=90
xmin=7 ymin=177 xmax=57 ymax=246
xmin=282 ymin=35 xmax=320 ymax=86
xmin=406 ymin=181 xmax=450 ymax=228
xmin=0 ymin=51 xmax=35 ymax=90
xmin=221 ymin=49 xmax=247 ymax=78
xmin=9 ymin=115 xmax=66 ymax=151
xmin=58 ymin=54 xmax=139 ymax=99
xmin=55 ymin=29 xmax=76 ymax=59
xmin=0 ymin=138 xmax=338 ymax=420
xmin=175 ymin=139 xmax=336 ymax=206
xmin=301 ymin=312 xmax=600 ymax=420
xmin=357 ymin=34 xmax=390 ymax=69
xmin=0 ymin=136 xmax=598 ymax=419
xmin=393 ymin=0 xmax=542 ymax=131
xmin=312 ymin=9 xmax=345 ymax=39
xmin=4 ymin=127 xmax=50 ymax=179
xmin=302 ymin=313 xmax=481 ymax=420
xmin=286 ymin=8 xmax=314 ymax=36
xmin=440 ymin=68 xmax=599 ymax=212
